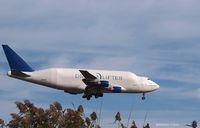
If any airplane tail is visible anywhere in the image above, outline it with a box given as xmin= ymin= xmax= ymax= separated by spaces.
xmin=2 ymin=45 xmax=34 ymax=72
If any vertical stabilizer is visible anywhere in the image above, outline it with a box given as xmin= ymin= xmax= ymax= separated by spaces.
xmin=2 ymin=45 xmax=34 ymax=72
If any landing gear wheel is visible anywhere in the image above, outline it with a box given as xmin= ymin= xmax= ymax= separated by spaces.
xmin=86 ymin=95 xmax=92 ymax=100
xmin=95 ymin=93 xmax=103 ymax=99
xmin=142 ymin=93 xmax=145 ymax=100
xmin=99 ymin=93 xmax=103 ymax=97
xmin=82 ymin=95 xmax=87 ymax=98
xmin=87 ymin=97 xmax=90 ymax=100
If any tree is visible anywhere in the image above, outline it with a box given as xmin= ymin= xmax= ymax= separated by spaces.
xmin=0 ymin=118 xmax=5 ymax=128
xmin=114 ymin=112 xmax=126 ymax=128
xmin=6 ymin=100 xmax=86 ymax=128
xmin=0 ymin=99 xmax=150 ymax=128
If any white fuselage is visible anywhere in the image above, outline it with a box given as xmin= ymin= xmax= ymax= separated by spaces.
xmin=7 ymin=68 xmax=159 ymax=94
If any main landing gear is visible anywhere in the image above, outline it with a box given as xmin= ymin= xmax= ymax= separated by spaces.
xmin=82 ymin=93 xmax=103 ymax=100
xmin=142 ymin=93 xmax=146 ymax=100
xmin=82 ymin=94 xmax=92 ymax=100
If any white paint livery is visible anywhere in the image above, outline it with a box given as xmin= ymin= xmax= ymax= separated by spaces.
xmin=3 ymin=45 xmax=159 ymax=100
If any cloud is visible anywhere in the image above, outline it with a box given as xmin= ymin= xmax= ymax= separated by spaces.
xmin=0 ymin=0 xmax=200 ymax=127
xmin=183 ymin=88 xmax=200 ymax=99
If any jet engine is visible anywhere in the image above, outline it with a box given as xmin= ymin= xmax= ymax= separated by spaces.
xmin=99 ymin=80 xmax=109 ymax=87
xmin=113 ymin=86 xmax=122 ymax=93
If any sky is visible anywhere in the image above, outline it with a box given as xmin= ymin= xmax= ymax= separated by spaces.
xmin=0 ymin=0 xmax=200 ymax=127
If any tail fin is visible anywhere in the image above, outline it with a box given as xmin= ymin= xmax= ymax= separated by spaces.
xmin=2 ymin=45 xmax=34 ymax=72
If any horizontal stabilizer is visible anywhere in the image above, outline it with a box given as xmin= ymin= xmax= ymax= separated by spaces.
xmin=10 ymin=70 xmax=30 ymax=77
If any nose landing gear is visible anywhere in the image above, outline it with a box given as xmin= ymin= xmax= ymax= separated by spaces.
xmin=142 ymin=93 xmax=146 ymax=100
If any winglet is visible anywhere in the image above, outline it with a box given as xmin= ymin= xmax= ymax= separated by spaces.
xmin=2 ymin=45 xmax=34 ymax=72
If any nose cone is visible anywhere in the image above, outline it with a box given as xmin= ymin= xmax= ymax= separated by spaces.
xmin=153 ymin=82 xmax=160 ymax=90
xmin=150 ymin=80 xmax=160 ymax=91
xmin=154 ymin=83 xmax=160 ymax=90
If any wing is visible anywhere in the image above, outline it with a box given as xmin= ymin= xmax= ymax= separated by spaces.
xmin=79 ymin=70 xmax=100 ymax=86
xmin=79 ymin=70 xmax=105 ymax=100
xmin=79 ymin=70 xmax=97 ymax=80
xmin=79 ymin=70 xmax=109 ymax=87
xmin=79 ymin=70 xmax=124 ymax=100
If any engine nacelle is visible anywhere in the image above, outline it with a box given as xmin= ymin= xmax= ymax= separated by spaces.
xmin=100 ymin=80 xmax=109 ymax=87
xmin=113 ymin=86 xmax=122 ymax=93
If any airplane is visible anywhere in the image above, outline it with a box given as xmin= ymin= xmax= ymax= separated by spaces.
xmin=2 ymin=45 xmax=160 ymax=100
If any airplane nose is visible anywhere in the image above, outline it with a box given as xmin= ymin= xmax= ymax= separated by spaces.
xmin=150 ymin=80 xmax=160 ymax=90
xmin=155 ymin=83 xmax=160 ymax=89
